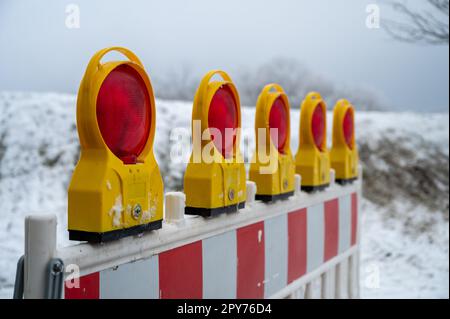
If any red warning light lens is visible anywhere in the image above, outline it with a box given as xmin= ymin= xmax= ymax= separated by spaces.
xmin=96 ymin=64 xmax=151 ymax=164
xmin=343 ymin=109 xmax=354 ymax=149
xmin=311 ymin=104 xmax=325 ymax=151
xmin=208 ymin=85 xmax=238 ymax=158
xmin=269 ymin=97 xmax=288 ymax=154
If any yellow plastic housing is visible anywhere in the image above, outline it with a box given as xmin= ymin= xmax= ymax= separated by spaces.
xmin=68 ymin=47 xmax=163 ymax=242
xmin=249 ymin=84 xmax=295 ymax=202
xmin=184 ymin=70 xmax=246 ymax=216
xmin=330 ymin=99 xmax=359 ymax=184
xmin=295 ymin=92 xmax=331 ymax=192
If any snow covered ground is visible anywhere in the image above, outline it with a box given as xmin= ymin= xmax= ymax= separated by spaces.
xmin=0 ymin=92 xmax=448 ymax=298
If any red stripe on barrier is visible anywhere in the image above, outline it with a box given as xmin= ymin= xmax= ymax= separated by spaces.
xmin=287 ymin=208 xmax=307 ymax=283
xmin=237 ymin=222 xmax=265 ymax=299
xmin=64 ymin=272 xmax=99 ymax=299
xmin=159 ymin=241 xmax=203 ymax=299
xmin=324 ymin=199 xmax=339 ymax=261
xmin=351 ymin=193 xmax=358 ymax=246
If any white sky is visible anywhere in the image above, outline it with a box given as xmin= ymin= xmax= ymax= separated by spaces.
xmin=0 ymin=0 xmax=448 ymax=112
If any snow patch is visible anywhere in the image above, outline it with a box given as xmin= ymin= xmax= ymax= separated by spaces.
xmin=108 ymin=195 xmax=123 ymax=228
xmin=0 ymin=92 xmax=448 ymax=299
xmin=141 ymin=193 xmax=158 ymax=223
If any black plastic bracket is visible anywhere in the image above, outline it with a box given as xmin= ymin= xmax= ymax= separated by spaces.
xmin=69 ymin=219 xmax=163 ymax=243
xmin=255 ymin=191 xmax=295 ymax=203
xmin=301 ymin=183 xmax=330 ymax=193
xmin=13 ymin=255 xmax=24 ymax=299
xmin=185 ymin=202 xmax=246 ymax=217
xmin=335 ymin=177 xmax=358 ymax=185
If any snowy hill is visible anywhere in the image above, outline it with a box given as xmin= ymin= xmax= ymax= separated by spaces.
xmin=0 ymin=92 xmax=448 ymax=298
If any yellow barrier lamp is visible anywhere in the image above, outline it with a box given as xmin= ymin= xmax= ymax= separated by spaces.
xmin=68 ymin=47 xmax=163 ymax=243
xmin=184 ymin=70 xmax=246 ymax=217
xmin=295 ymin=92 xmax=330 ymax=192
xmin=249 ymin=84 xmax=295 ymax=202
xmin=330 ymin=99 xmax=359 ymax=184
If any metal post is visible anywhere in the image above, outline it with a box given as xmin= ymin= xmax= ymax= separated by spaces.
xmin=24 ymin=214 xmax=57 ymax=299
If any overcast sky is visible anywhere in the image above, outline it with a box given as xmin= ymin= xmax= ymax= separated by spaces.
xmin=0 ymin=0 xmax=448 ymax=112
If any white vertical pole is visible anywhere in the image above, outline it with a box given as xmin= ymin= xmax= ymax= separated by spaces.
xmin=295 ymin=286 xmax=305 ymax=299
xmin=329 ymin=169 xmax=336 ymax=187
xmin=330 ymin=267 xmax=337 ymax=298
xmin=304 ymin=282 xmax=313 ymax=299
xmin=165 ymin=192 xmax=186 ymax=224
xmin=321 ymin=273 xmax=327 ymax=298
xmin=321 ymin=268 xmax=336 ymax=299
xmin=294 ymin=174 xmax=301 ymax=196
xmin=335 ymin=259 xmax=349 ymax=299
xmin=345 ymin=166 xmax=363 ymax=299
xmin=24 ymin=214 xmax=57 ymax=299
xmin=349 ymin=252 xmax=360 ymax=299
xmin=355 ymin=169 xmax=363 ymax=298
xmin=246 ymin=181 xmax=257 ymax=205
xmin=355 ymin=250 xmax=361 ymax=298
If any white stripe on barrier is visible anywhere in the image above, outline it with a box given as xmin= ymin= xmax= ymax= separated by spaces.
xmin=338 ymin=194 xmax=352 ymax=254
xmin=99 ymin=255 xmax=159 ymax=299
xmin=307 ymin=204 xmax=325 ymax=272
xmin=202 ymin=230 xmax=237 ymax=298
xmin=263 ymin=215 xmax=288 ymax=298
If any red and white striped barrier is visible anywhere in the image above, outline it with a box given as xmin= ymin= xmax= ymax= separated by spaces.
xmin=21 ymin=173 xmax=361 ymax=299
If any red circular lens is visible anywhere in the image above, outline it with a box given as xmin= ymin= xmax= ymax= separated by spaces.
xmin=269 ymin=97 xmax=288 ymax=154
xmin=208 ymin=86 xmax=238 ymax=158
xmin=96 ymin=64 xmax=151 ymax=164
xmin=311 ymin=104 xmax=325 ymax=150
xmin=343 ymin=108 xmax=354 ymax=149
